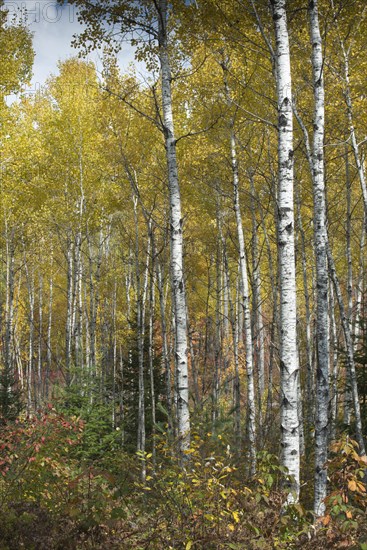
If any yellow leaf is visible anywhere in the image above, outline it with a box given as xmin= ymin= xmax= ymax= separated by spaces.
xmin=345 ymin=510 xmax=352 ymax=519
xmin=185 ymin=541 xmax=193 ymax=550
xmin=232 ymin=510 xmax=240 ymax=523
xmin=183 ymin=449 xmax=195 ymax=455
xmin=348 ymin=479 xmax=357 ymax=491
xmin=228 ymin=524 xmax=235 ymax=531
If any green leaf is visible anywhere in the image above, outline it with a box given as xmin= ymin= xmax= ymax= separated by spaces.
xmin=111 ymin=507 xmax=126 ymax=520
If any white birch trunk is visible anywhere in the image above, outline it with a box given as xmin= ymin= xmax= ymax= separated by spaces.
xmin=158 ymin=0 xmax=190 ymax=452
xmin=309 ymin=0 xmax=330 ymax=516
xmin=4 ymin=223 xmax=15 ymax=409
xmin=65 ymin=233 xmax=74 ymax=386
xmin=26 ymin=266 xmax=35 ymax=415
xmin=340 ymin=40 xmax=367 ymax=234
xmin=135 ymin=201 xmax=151 ymax=481
xmin=156 ymin=259 xmax=173 ymax=431
xmin=112 ymin=280 xmax=117 ymax=428
xmin=37 ymin=272 xmax=43 ymax=406
xmin=148 ymin=257 xmax=157 ymax=468
xmin=250 ymin=175 xmax=265 ymax=429
xmin=212 ymin=200 xmax=222 ymax=431
xmin=232 ymin=134 xmax=256 ymax=474
xmin=329 ymin=284 xmax=339 ymax=441
xmin=84 ymin=279 xmax=90 ymax=375
xmin=296 ymin=182 xmax=314 ymax=429
xmin=87 ymin=229 xmax=103 ymax=382
xmin=271 ymin=0 xmax=300 ymax=502
xmin=133 ymin=200 xmax=143 ymax=460
xmin=119 ymin=345 xmax=125 ymax=447
xmin=234 ymin=276 xmax=242 ymax=452
xmin=74 ymin=229 xmax=84 ymax=373
xmin=221 ymin=60 xmax=256 ymax=473
xmin=353 ymin=218 xmax=366 ymax=345
xmin=344 ymin=148 xmax=353 ymax=424
xmin=46 ymin=264 xmax=53 ymax=401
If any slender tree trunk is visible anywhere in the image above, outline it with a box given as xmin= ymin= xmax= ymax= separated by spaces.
xmin=327 ymin=245 xmax=366 ymax=458
xmin=156 ymin=259 xmax=173 ymax=432
xmin=84 ymin=279 xmax=90 ymax=376
xmin=135 ymin=204 xmax=151 ymax=481
xmin=74 ymin=230 xmax=84 ymax=374
xmin=296 ymin=181 xmax=314 ymax=430
xmin=148 ymin=255 xmax=157 ymax=468
xmin=134 ymin=200 xmax=144 ymax=465
xmin=202 ymin=259 xmax=213 ymax=397
xmin=221 ymin=230 xmax=238 ymax=416
xmin=232 ymin=145 xmax=256 ymax=474
xmin=46 ymin=263 xmax=53 ymax=401
xmin=353 ymin=217 xmax=366 ymax=345
xmin=258 ymin=200 xmax=279 ymax=436
xmin=4 ymin=223 xmax=15 ymax=415
xmin=298 ymin=366 xmax=305 ymax=457
xmin=212 ymin=198 xmax=222 ymax=432
xmin=344 ymin=148 xmax=353 ymax=424
xmin=119 ymin=345 xmax=125 ymax=447
xmin=26 ymin=266 xmax=35 ymax=415
xmin=14 ymin=333 xmax=24 ymax=393
xmin=65 ymin=233 xmax=74 ymax=386
xmin=221 ymin=61 xmax=256 ymax=473
xmin=158 ymin=0 xmax=190 ymax=452
xmin=271 ymin=0 xmax=300 ymax=502
xmin=250 ymin=174 xmax=265 ymax=429
xmin=37 ymin=272 xmax=43 ymax=406
xmin=338 ymin=33 xmax=367 ymax=234
xmin=309 ymin=0 xmax=330 ymax=516
xmin=188 ymin=318 xmax=200 ymax=409
xmin=221 ymin=229 xmax=231 ymax=393
xmin=234 ymin=275 xmax=242 ymax=452
xmin=87 ymin=229 xmax=103 ymax=383
xmin=112 ymin=280 xmax=117 ymax=429
xmin=329 ymin=284 xmax=339 ymax=441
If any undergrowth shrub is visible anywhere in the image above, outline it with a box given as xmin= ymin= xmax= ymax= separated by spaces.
xmin=0 ymin=408 xmax=118 ymax=527
xmin=1 ymin=408 xmax=365 ymax=549
xmin=132 ymin=433 xmax=310 ymax=549
xmin=321 ymin=436 xmax=367 ymax=545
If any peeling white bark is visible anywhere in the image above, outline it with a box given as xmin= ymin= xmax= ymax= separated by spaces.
xmin=309 ymin=0 xmax=330 ymax=517
xmin=271 ymin=0 xmax=300 ymax=502
xmin=158 ymin=0 xmax=190 ymax=453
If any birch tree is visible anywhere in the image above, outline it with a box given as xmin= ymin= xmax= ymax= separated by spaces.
xmin=309 ymin=0 xmax=330 ymax=517
xmin=70 ymin=0 xmax=191 ymax=452
xmin=221 ymin=58 xmax=257 ymax=474
xmin=157 ymin=0 xmax=190 ymax=451
xmin=271 ymin=0 xmax=300 ymax=502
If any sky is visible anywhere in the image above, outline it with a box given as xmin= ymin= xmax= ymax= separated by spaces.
xmin=3 ymin=0 xmax=143 ymax=96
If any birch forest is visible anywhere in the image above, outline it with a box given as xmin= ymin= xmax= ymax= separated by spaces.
xmin=1 ymin=0 xmax=367 ymax=548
